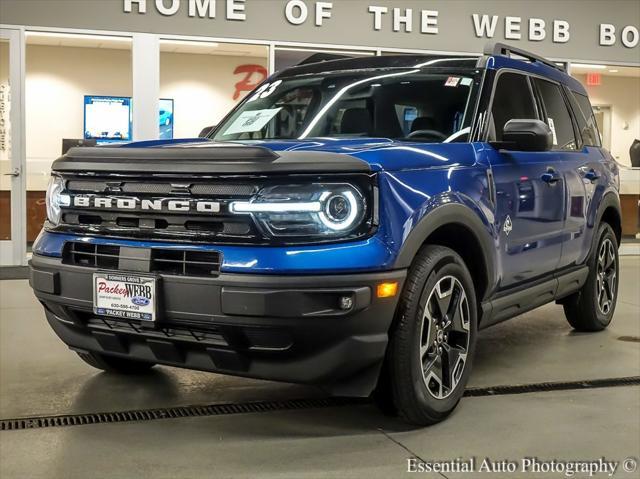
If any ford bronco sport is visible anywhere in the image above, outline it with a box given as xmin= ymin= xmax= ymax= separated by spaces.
xmin=30 ymin=43 xmax=621 ymax=425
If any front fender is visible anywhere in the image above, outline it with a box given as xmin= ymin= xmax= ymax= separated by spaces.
xmin=392 ymin=198 xmax=496 ymax=293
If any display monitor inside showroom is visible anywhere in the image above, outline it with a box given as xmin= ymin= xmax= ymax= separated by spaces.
xmin=0 ymin=1 xmax=638 ymax=478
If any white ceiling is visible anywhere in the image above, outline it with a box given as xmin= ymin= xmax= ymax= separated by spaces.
xmin=26 ymin=32 xmax=267 ymax=57
xmin=571 ymin=65 xmax=639 ymax=78
xmin=26 ymin=32 xmax=132 ymax=50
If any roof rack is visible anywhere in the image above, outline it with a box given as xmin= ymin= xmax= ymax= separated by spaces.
xmin=484 ymin=42 xmax=564 ymax=72
xmin=297 ymin=52 xmax=351 ymax=66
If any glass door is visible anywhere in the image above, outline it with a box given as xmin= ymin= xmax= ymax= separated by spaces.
xmin=0 ymin=28 xmax=26 ymax=266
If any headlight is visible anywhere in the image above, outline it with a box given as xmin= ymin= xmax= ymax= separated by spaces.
xmin=45 ymin=175 xmax=70 ymax=225
xmin=230 ymin=183 xmax=370 ymax=239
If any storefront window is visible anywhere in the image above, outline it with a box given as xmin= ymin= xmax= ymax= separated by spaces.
xmin=159 ymin=39 xmax=269 ymax=139
xmin=24 ymin=32 xmax=133 ymax=247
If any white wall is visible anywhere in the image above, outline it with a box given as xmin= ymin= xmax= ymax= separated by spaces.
xmin=24 ymin=45 xmax=267 ymax=190
xmin=160 ymin=52 xmax=267 ymax=139
xmin=574 ymin=74 xmax=640 ymax=168
xmin=25 ymin=45 xmax=132 ymax=190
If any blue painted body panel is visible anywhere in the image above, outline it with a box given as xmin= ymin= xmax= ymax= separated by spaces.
xmin=35 ymin=55 xmax=619 ymax=295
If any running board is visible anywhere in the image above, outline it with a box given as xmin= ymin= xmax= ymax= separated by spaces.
xmin=480 ymin=266 xmax=589 ymax=328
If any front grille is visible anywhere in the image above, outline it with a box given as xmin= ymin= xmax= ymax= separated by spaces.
xmin=54 ymin=176 xmax=261 ymax=243
xmin=63 ymin=242 xmax=221 ymax=277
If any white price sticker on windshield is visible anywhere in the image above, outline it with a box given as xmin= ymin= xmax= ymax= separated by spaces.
xmin=223 ymin=108 xmax=282 ymax=135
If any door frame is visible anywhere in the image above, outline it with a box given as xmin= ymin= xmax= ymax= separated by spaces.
xmin=0 ymin=27 xmax=27 ymax=266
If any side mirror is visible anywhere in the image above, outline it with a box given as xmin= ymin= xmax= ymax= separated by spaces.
xmin=198 ymin=125 xmax=217 ymax=138
xmin=499 ymin=119 xmax=553 ymax=152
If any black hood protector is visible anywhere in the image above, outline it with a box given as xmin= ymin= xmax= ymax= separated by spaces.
xmin=53 ymin=144 xmax=371 ymax=175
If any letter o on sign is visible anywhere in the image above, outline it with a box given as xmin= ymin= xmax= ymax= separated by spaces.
xmin=621 ymin=26 xmax=639 ymax=48
xmin=285 ymin=0 xmax=308 ymax=25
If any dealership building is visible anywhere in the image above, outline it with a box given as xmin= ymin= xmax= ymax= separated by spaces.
xmin=0 ymin=0 xmax=638 ymax=265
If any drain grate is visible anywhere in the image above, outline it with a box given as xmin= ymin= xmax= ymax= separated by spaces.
xmin=464 ymin=375 xmax=640 ymax=397
xmin=1 ymin=376 xmax=638 ymax=431
xmin=617 ymin=336 xmax=640 ymax=343
xmin=0 ymin=397 xmax=362 ymax=431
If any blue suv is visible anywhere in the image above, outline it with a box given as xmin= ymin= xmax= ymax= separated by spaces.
xmin=30 ymin=43 xmax=621 ymax=425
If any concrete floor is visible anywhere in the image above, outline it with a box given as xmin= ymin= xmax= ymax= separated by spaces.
xmin=1 ymin=257 xmax=639 ymax=478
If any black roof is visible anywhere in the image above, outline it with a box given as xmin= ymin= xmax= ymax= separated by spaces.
xmin=275 ymin=55 xmax=480 ymax=78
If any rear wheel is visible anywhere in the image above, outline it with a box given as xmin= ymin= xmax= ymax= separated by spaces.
xmin=76 ymin=351 xmax=156 ymax=374
xmin=380 ymin=245 xmax=477 ymax=426
xmin=563 ymin=223 xmax=619 ymax=331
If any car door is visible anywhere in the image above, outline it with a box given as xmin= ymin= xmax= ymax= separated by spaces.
xmin=484 ymin=71 xmax=565 ymax=290
xmin=542 ymin=84 xmax=605 ymax=269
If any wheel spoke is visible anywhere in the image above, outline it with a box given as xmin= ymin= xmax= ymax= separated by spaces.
xmin=424 ymin=356 xmax=444 ymax=397
xmin=598 ymin=246 xmax=607 ymax=269
xmin=605 ymin=243 xmax=615 ymax=270
xmin=434 ymin=279 xmax=454 ymax=318
xmin=420 ymin=310 xmax=435 ymax=358
xmin=448 ymin=290 xmax=469 ymax=333
xmin=441 ymin=344 xmax=457 ymax=389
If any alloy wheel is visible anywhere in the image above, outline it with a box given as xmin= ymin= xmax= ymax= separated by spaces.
xmin=419 ymin=276 xmax=471 ymax=399
xmin=596 ymin=238 xmax=617 ymax=315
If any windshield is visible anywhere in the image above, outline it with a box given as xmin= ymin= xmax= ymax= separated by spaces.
xmin=212 ymin=69 xmax=481 ymax=143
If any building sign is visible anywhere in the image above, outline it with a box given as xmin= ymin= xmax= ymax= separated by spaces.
xmin=121 ymin=0 xmax=639 ymax=50
xmin=233 ymin=64 xmax=268 ymax=100
xmin=2 ymin=0 xmax=639 ymax=64
xmin=0 ymin=83 xmax=10 ymax=155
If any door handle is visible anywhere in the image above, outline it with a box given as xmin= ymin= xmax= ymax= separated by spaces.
xmin=582 ymin=169 xmax=600 ymax=182
xmin=3 ymin=167 xmax=20 ymax=177
xmin=541 ymin=168 xmax=561 ymax=184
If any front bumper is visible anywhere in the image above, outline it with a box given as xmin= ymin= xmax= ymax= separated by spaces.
xmin=30 ymin=254 xmax=406 ymax=397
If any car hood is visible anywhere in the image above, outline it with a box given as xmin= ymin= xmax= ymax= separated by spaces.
xmin=109 ymin=137 xmax=477 ymax=172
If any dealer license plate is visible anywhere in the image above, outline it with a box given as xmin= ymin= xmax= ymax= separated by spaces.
xmin=93 ymin=273 xmax=157 ymax=321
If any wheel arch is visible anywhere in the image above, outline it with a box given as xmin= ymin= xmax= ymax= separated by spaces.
xmin=598 ymin=195 xmax=622 ymax=246
xmin=393 ymin=202 xmax=496 ymax=303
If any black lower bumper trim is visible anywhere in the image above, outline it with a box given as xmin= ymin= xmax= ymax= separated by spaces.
xmin=30 ymin=253 xmax=406 ymax=397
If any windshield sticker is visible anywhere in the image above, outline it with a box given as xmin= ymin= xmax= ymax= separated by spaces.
xmin=246 ymin=80 xmax=283 ymax=103
xmin=445 ymin=77 xmax=461 ymax=87
xmin=548 ymin=117 xmax=558 ymax=145
xmin=223 ymin=108 xmax=282 ymax=135
xmin=460 ymin=77 xmax=473 ymax=86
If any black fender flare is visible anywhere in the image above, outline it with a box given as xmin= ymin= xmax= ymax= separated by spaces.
xmin=588 ymin=190 xmax=622 ymax=255
xmin=392 ymin=202 xmax=496 ymax=299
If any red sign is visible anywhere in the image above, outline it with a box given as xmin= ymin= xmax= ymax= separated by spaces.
xmin=233 ymin=64 xmax=268 ymax=100
xmin=586 ymin=73 xmax=601 ymax=86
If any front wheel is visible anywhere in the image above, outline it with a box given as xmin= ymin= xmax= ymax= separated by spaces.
xmin=563 ymin=223 xmax=619 ymax=331
xmin=381 ymin=245 xmax=477 ymax=426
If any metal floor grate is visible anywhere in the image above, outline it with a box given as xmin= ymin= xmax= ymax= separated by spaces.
xmin=463 ymin=375 xmax=640 ymax=397
xmin=2 ymin=376 xmax=638 ymax=431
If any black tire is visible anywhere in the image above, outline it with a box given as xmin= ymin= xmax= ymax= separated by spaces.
xmin=76 ymin=351 xmax=156 ymax=374
xmin=380 ymin=245 xmax=478 ymax=426
xmin=563 ymin=223 xmax=619 ymax=331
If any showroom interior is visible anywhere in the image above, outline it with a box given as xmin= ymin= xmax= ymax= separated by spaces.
xmin=0 ymin=0 xmax=639 ymax=477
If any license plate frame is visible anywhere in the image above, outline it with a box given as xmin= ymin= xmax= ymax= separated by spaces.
xmin=93 ymin=272 xmax=158 ymax=322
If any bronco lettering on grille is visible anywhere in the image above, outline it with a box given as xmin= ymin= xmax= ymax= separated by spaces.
xmin=71 ymin=196 xmax=221 ymax=213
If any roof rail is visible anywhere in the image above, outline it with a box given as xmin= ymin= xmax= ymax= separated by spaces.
xmin=297 ymin=52 xmax=351 ymax=66
xmin=484 ymin=42 xmax=564 ymax=72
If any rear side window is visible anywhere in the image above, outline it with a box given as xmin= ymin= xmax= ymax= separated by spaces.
xmin=568 ymin=90 xmax=602 ymax=147
xmin=532 ymin=78 xmax=577 ymax=150
xmin=491 ymin=72 xmax=538 ymax=141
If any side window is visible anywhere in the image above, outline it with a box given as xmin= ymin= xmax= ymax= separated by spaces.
xmin=490 ymin=72 xmax=538 ymax=141
xmin=568 ymin=90 xmax=602 ymax=147
xmin=532 ymin=79 xmax=577 ymax=150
